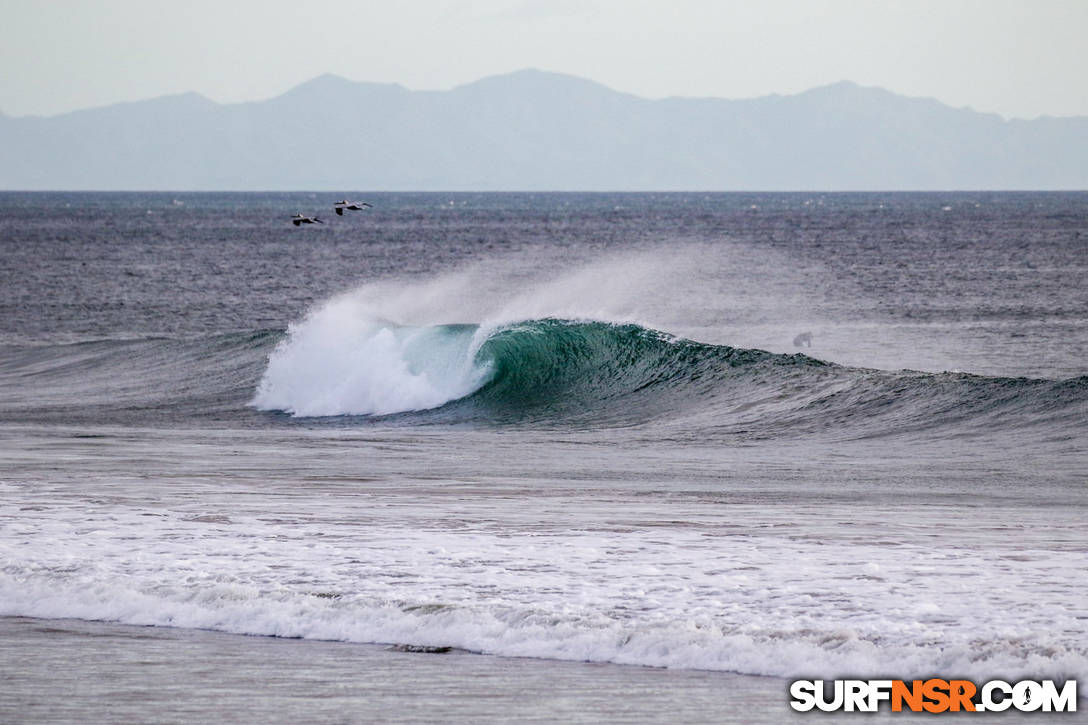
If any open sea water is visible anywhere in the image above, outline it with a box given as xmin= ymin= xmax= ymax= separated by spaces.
xmin=1 ymin=192 xmax=1086 ymax=722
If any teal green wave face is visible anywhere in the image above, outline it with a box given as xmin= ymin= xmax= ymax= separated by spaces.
xmin=464 ymin=319 xmax=826 ymax=423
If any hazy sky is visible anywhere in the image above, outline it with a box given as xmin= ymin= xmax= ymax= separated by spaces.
xmin=2 ymin=0 xmax=1086 ymax=119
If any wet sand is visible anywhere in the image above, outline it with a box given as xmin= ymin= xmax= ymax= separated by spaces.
xmin=1 ymin=617 xmax=1042 ymax=724
xmin=0 ymin=616 xmax=786 ymax=724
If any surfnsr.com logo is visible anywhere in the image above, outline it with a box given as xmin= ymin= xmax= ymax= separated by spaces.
xmin=789 ymin=679 xmax=1077 ymax=713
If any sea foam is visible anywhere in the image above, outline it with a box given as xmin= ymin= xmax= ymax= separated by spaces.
xmin=251 ymin=295 xmax=491 ymax=417
xmin=2 ymin=501 xmax=1085 ymax=685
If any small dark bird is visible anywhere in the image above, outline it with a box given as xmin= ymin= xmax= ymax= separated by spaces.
xmin=291 ymin=213 xmax=324 ymax=226
xmin=334 ymin=200 xmax=373 ymax=216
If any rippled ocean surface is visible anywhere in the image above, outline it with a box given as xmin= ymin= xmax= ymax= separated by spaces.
xmin=1 ymin=192 xmax=1086 ymax=717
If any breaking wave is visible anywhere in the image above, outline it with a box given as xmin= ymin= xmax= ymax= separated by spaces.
xmin=250 ymin=305 xmax=1088 ymax=438
xmin=1 ymin=310 xmax=1084 ymax=438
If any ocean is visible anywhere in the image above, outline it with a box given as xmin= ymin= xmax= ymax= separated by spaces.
xmin=1 ymin=191 xmax=1086 ymax=722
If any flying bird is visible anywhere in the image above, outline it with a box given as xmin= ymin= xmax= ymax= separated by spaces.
xmin=291 ymin=213 xmax=324 ymax=226
xmin=334 ymin=200 xmax=373 ymax=215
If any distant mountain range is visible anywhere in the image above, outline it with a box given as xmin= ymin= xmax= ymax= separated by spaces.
xmin=1 ymin=69 xmax=1085 ymax=190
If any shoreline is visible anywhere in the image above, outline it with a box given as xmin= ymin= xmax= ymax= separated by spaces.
xmin=0 ymin=616 xmax=1037 ymax=723
xmin=1 ymin=616 xmax=789 ymax=724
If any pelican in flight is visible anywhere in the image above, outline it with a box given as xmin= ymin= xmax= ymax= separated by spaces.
xmin=334 ymin=200 xmax=373 ymax=215
xmin=291 ymin=213 xmax=324 ymax=226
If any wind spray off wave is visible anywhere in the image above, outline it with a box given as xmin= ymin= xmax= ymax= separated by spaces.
xmin=251 ymin=295 xmax=493 ymax=417
xmin=248 ymin=281 xmax=820 ymax=420
xmin=249 ymin=288 xmax=1088 ymax=441
xmin=249 ymin=253 xmax=677 ymax=418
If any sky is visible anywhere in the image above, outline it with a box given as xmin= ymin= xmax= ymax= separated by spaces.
xmin=1 ymin=0 xmax=1086 ymax=120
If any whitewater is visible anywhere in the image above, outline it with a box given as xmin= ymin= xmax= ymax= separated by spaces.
xmin=1 ymin=191 xmax=1086 ymax=721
